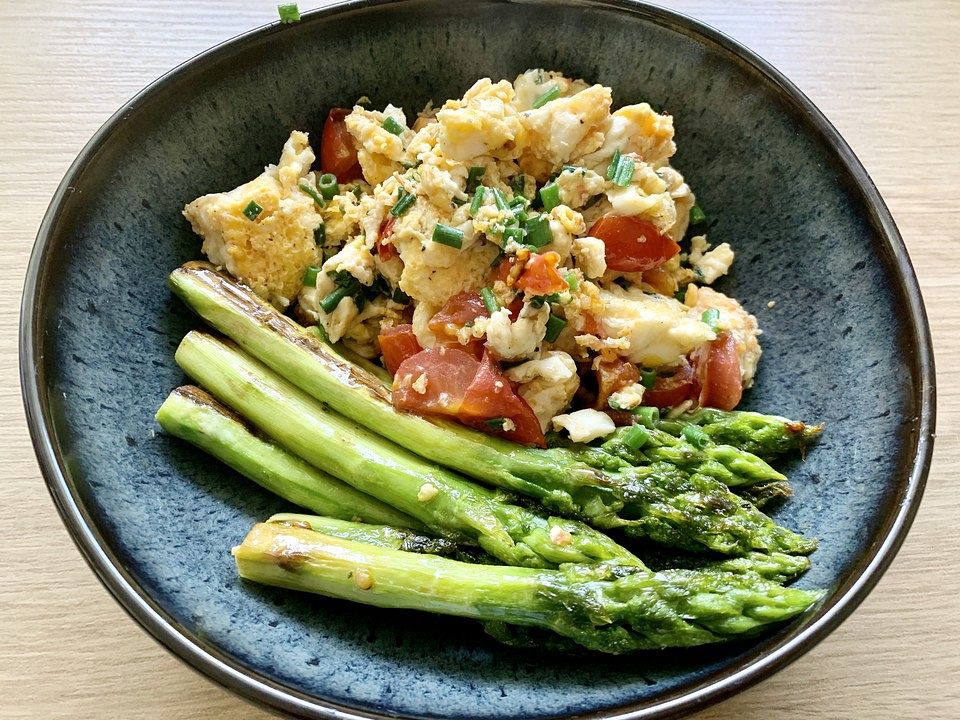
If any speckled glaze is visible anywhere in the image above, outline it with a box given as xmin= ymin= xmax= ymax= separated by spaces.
xmin=21 ymin=1 xmax=934 ymax=718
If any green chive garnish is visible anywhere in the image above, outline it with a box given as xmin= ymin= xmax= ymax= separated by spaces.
xmin=319 ymin=285 xmax=351 ymax=313
xmin=299 ymin=182 xmax=326 ymax=208
xmin=484 ymin=417 xmax=507 ymax=430
xmin=682 ymin=424 xmax=710 ymax=450
xmin=674 ymin=286 xmax=687 ymax=303
xmin=622 ymin=425 xmax=650 ymax=450
xmin=314 ymin=223 xmax=326 ymax=244
xmin=277 ymin=3 xmax=300 ymax=23
xmin=382 ymin=117 xmax=405 ymax=135
xmin=480 ymin=287 xmax=500 ymax=314
xmin=466 ymin=166 xmax=486 ymax=193
xmin=532 ymin=85 xmax=561 ymax=109
xmin=640 ymin=369 xmax=657 ymax=389
xmin=468 ymin=186 xmax=487 ymax=216
xmin=635 ymin=406 xmax=660 ymax=428
xmin=318 ymin=173 xmax=339 ymax=200
xmin=689 ymin=204 xmax=707 ymax=225
xmin=524 ymin=215 xmax=553 ymax=248
xmin=606 ymin=149 xmax=635 ymax=187
xmin=392 ymin=287 xmax=411 ymax=304
xmin=544 ymin=314 xmax=566 ymax=343
xmin=242 ymin=200 xmax=263 ymax=220
xmin=502 ymin=226 xmax=525 ymax=245
xmin=390 ymin=189 xmax=416 ymax=217
xmin=512 ymin=174 xmax=527 ymax=197
xmin=302 ymin=266 xmax=321 ymax=287
xmin=490 ymin=187 xmax=511 ymax=212
xmin=538 ymin=182 xmax=561 ymax=211
xmin=432 ymin=223 xmax=463 ymax=249
xmin=701 ymin=308 xmax=720 ymax=331
xmin=565 ymin=272 xmax=579 ymax=292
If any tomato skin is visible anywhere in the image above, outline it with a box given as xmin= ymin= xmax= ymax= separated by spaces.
xmin=377 ymin=217 xmax=398 ymax=261
xmin=589 ymin=215 xmax=680 ymax=272
xmin=642 ymin=359 xmax=699 ymax=409
xmin=392 ymin=347 xmax=479 ymax=415
xmin=594 ymin=357 xmax=641 ymax=410
xmin=694 ymin=332 xmax=743 ymax=411
xmin=460 ymin=354 xmax=545 ymax=447
xmin=320 ymin=108 xmax=362 ymax=182
xmin=428 ymin=292 xmax=488 ymax=337
xmin=391 ymin=348 xmax=545 ymax=447
xmin=378 ymin=324 xmax=422 ymax=376
xmin=516 ymin=251 xmax=567 ymax=295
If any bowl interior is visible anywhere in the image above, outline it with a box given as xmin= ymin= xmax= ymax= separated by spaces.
xmin=26 ymin=1 xmax=930 ymax=718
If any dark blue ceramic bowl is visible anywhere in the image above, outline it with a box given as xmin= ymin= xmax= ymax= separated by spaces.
xmin=20 ymin=1 xmax=934 ymax=718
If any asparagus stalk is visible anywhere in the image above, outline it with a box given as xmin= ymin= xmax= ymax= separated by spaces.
xmin=234 ymin=522 xmax=824 ymax=653
xmin=267 ymin=513 xmax=460 ymax=556
xmin=658 ymin=409 xmax=823 ymax=459
xmin=600 ymin=425 xmax=787 ymax=487
xmin=156 ymin=386 xmax=420 ymax=529
xmin=640 ymin=548 xmax=811 ymax=584
xmin=176 ymin=331 xmax=641 ymax=569
xmin=169 ymin=263 xmax=816 ymax=557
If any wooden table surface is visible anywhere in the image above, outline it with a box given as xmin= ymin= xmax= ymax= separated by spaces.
xmin=2 ymin=1 xmax=958 ymax=718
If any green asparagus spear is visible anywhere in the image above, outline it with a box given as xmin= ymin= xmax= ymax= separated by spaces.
xmin=156 ymin=386 xmax=420 ymax=529
xmin=601 ymin=425 xmax=787 ymax=486
xmin=234 ymin=522 xmax=824 ymax=653
xmin=169 ymin=263 xmax=815 ymax=557
xmin=640 ymin=547 xmax=811 ymax=584
xmin=658 ymin=408 xmax=823 ymax=459
xmin=267 ymin=513 xmax=459 ymax=556
xmin=176 ymin=331 xmax=641 ymax=569
xmin=737 ymin=480 xmax=794 ymax=509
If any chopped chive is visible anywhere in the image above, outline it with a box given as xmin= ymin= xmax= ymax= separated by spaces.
xmin=352 ymin=186 xmax=364 ymax=199
xmin=565 ymin=272 xmax=579 ymax=292
xmin=432 ymin=223 xmax=463 ymax=249
xmin=390 ymin=188 xmax=416 ymax=217
xmin=544 ymin=314 xmax=566 ymax=343
xmin=524 ymin=215 xmax=553 ymax=248
xmin=502 ymin=225 xmax=526 ymax=245
xmin=530 ymin=292 xmax=560 ymax=309
xmin=490 ymin=187 xmax=511 ymax=212
xmin=674 ymin=285 xmax=687 ymax=303
xmin=622 ymin=425 xmax=650 ymax=450
xmin=480 ymin=287 xmax=500 ymax=314
xmin=302 ymin=266 xmax=321 ymax=287
xmin=392 ymin=287 xmax=411 ymax=304
xmin=682 ymin=424 xmax=710 ymax=450
xmin=532 ymin=85 xmax=561 ymax=109
xmin=538 ymin=182 xmax=561 ymax=211
xmin=382 ymin=117 xmax=406 ymax=135
xmin=318 ymin=173 xmax=339 ymax=200
xmin=277 ymin=3 xmax=300 ymax=23
xmin=484 ymin=417 xmax=507 ymax=430
xmin=242 ymin=200 xmax=263 ymax=220
xmin=701 ymin=308 xmax=720 ymax=331
xmin=489 ymin=247 xmax=506 ymax=268
xmin=319 ymin=285 xmax=351 ymax=313
xmin=635 ymin=406 xmax=660 ymax=428
xmin=689 ymin=204 xmax=707 ymax=225
xmin=466 ymin=166 xmax=486 ymax=193
xmin=469 ymin=186 xmax=487 ymax=216
xmin=298 ymin=182 xmax=326 ymax=208
xmin=640 ymin=369 xmax=657 ymax=389
xmin=606 ymin=148 xmax=635 ymax=187
xmin=512 ymin=174 xmax=527 ymax=197
xmin=314 ymin=222 xmax=326 ymax=244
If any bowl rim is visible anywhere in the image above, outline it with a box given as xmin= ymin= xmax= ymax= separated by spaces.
xmin=19 ymin=0 xmax=936 ymax=718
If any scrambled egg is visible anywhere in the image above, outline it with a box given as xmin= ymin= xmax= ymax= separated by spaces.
xmin=183 ymin=70 xmax=763 ymax=436
xmin=182 ymin=131 xmax=321 ymax=308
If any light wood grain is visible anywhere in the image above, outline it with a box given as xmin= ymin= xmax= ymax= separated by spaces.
xmin=2 ymin=1 xmax=958 ymax=718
